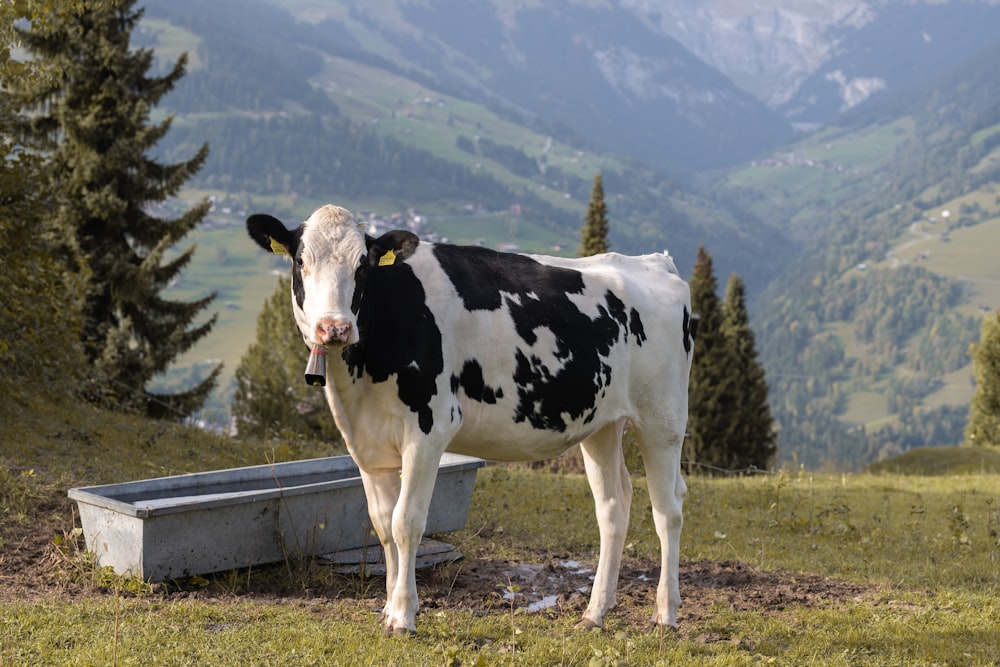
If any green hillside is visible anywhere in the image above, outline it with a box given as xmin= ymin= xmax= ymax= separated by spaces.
xmin=722 ymin=117 xmax=917 ymax=241
xmin=719 ymin=64 xmax=1000 ymax=468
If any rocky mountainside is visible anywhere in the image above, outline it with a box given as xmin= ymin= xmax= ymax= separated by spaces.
xmin=623 ymin=0 xmax=1000 ymax=124
xmin=307 ymin=0 xmax=793 ymax=171
xmin=623 ymin=0 xmax=872 ymax=108
xmin=274 ymin=0 xmax=1000 ymax=169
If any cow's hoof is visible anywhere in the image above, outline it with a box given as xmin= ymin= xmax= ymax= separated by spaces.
xmin=574 ymin=617 xmax=603 ymax=631
xmin=383 ymin=625 xmax=416 ymax=638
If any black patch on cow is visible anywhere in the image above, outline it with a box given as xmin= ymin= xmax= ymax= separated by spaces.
xmin=291 ymin=246 xmax=306 ymax=310
xmin=453 ymin=359 xmax=504 ymax=404
xmin=683 ymin=306 xmax=696 ymax=354
xmin=433 ymin=245 xmax=587 ymax=312
xmin=433 ymin=245 xmax=632 ymax=432
xmin=629 ymin=308 xmax=647 ymax=346
xmin=343 ymin=258 xmax=443 ymax=435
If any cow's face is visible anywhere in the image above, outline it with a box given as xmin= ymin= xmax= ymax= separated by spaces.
xmin=247 ymin=205 xmax=418 ymax=349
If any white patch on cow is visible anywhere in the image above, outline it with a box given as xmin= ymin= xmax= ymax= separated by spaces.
xmin=502 ymin=292 xmax=522 ymax=307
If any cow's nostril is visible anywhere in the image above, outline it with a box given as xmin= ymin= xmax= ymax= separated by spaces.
xmin=316 ymin=320 xmax=352 ymax=344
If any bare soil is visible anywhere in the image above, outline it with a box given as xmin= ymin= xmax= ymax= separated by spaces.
xmin=2 ymin=488 xmax=876 ymax=641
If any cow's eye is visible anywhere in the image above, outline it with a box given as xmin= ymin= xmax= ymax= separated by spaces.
xmin=295 ymin=256 xmax=304 ymax=267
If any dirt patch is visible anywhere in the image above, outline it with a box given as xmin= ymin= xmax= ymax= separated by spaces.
xmin=413 ymin=549 xmax=875 ymax=635
xmin=1 ymin=489 xmax=877 ymax=638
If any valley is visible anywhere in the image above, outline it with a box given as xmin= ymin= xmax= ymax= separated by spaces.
xmin=135 ymin=0 xmax=1000 ymax=468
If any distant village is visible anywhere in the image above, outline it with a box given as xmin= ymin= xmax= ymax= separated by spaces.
xmin=150 ymin=194 xmax=537 ymax=253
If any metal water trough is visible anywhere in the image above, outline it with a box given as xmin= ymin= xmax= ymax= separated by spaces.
xmin=68 ymin=453 xmax=485 ymax=581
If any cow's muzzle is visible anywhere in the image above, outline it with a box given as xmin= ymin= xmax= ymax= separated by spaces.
xmin=315 ymin=319 xmax=353 ymax=346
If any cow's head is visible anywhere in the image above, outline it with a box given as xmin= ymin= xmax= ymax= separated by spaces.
xmin=247 ymin=204 xmax=419 ymax=348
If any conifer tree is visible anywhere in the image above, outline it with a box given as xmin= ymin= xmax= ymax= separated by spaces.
xmin=15 ymin=0 xmax=219 ymax=418
xmin=721 ymin=273 xmax=777 ymax=468
xmin=1 ymin=4 xmax=87 ymax=395
xmin=579 ymin=173 xmax=610 ymax=257
xmin=686 ymin=246 xmax=739 ymax=471
xmin=233 ymin=276 xmax=343 ymax=444
xmin=965 ymin=310 xmax=1000 ymax=447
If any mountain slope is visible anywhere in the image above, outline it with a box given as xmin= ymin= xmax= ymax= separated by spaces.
xmin=381 ymin=0 xmax=794 ymax=171
xmin=139 ymin=0 xmax=796 ymax=421
xmin=145 ymin=0 xmax=793 ymax=280
xmin=264 ymin=0 xmax=1000 ymax=167
xmin=779 ymin=2 xmax=1000 ymax=124
xmin=717 ymin=42 xmax=1000 ymax=468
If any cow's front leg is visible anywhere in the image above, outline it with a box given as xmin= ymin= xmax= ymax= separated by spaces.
xmin=578 ymin=419 xmax=631 ymax=629
xmin=359 ymin=469 xmax=401 ymax=622
xmin=380 ymin=446 xmax=445 ymax=636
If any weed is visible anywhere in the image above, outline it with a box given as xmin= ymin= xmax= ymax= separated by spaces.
xmin=51 ymin=524 xmax=154 ymax=596
xmin=496 ymin=577 xmax=523 ymax=656
xmin=588 ymin=630 xmax=634 ymax=667
xmin=950 ymin=504 xmax=972 ymax=546
xmin=0 ymin=466 xmax=41 ymax=518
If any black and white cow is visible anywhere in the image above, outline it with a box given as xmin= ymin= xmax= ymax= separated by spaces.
xmin=247 ymin=204 xmax=693 ymax=636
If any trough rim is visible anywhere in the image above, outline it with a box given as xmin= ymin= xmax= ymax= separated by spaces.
xmin=68 ymin=452 xmax=485 ymax=519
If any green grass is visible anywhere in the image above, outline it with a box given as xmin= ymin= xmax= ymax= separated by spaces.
xmin=797 ymin=119 xmax=915 ymax=165
xmin=5 ymin=463 xmax=1000 ymax=665
xmin=3 ymin=390 xmax=1000 ymax=665
xmin=868 ymin=445 xmax=1000 ymax=475
xmin=840 ymin=390 xmax=887 ymax=426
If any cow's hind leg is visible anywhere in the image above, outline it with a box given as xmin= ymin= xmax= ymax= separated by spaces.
xmin=578 ymin=417 xmax=631 ymax=630
xmin=634 ymin=422 xmax=686 ymax=628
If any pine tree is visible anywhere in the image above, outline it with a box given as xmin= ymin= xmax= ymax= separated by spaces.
xmin=686 ymin=246 xmax=740 ymax=471
xmin=15 ymin=0 xmax=219 ymax=418
xmin=965 ymin=310 xmax=1000 ymax=447
xmin=579 ymin=173 xmax=610 ymax=257
xmin=721 ymin=273 xmax=777 ymax=469
xmin=1 ymin=4 xmax=88 ymax=395
xmin=233 ymin=276 xmax=344 ymax=444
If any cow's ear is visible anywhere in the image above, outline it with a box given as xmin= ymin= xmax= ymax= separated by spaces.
xmin=247 ymin=214 xmax=297 ymax=257
xmin=366 ymin=230 xmax=419 ymax=267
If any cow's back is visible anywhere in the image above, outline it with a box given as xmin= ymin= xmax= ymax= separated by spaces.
xmin=408 ymin=244 xmax=691 ymax=461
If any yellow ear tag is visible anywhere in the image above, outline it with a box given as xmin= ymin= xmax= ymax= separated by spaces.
xmin=378 ymin=248 xmax=397 ymax=267
xmin=268 ymin=236 xmax=288 ymax=256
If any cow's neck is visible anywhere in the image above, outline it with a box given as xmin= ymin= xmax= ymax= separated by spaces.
xmin=321 ymin=346 xmax=372 ymax=442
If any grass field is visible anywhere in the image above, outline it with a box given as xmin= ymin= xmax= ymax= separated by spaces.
xmin=2 ymin=392 xmax=1000 ymax=666
xmin=721 ymin=117 xmax=917 ymax=233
